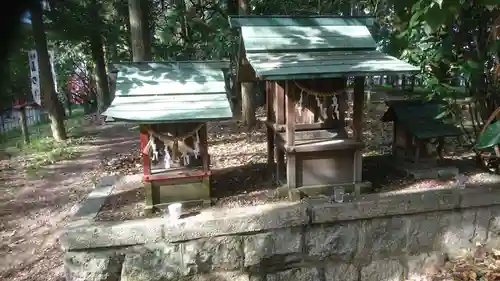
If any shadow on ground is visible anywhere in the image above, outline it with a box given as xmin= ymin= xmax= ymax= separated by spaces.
xmin=211 ymin=162 xmax=277 ymax=199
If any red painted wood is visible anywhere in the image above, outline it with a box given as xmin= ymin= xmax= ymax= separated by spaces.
xmin=144 ymin=171 xmax=211 ymax=182
xmin=140 ymin=130 xmax=151 ymax=176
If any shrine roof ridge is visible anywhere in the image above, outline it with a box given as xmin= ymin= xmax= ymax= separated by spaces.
xmin=228 ymin=15 xmax=375 ymax=28
xmin=102 ymin=60 xmax=233 ymax=123
xmin=228 ymin=15 xmax=420 ymax=80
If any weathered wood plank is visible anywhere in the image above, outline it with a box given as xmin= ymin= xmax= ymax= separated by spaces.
xmin=352 ymin=76 xmax=365 ymax=142
xmin=285 ymin=81 xmax=296 ymax=147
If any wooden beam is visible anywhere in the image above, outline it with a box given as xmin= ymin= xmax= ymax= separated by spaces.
xmin=352 ymin=76 xmax=365 ymax=196
xmin=285 ymin=81 xmax=296 ymax=147
xmin=275 ymin=82 xmax=285 ymax=124
xmin=285 ymin=81 xmax=297 ymax=192
xmin=265 ymin=121 xmax=338 ymax=132
xmin=266 ymin=81 xmax=275 ymax=174
xmin=238 ymin=63 xmax=257 ymax=82
xmin=352 ymin=76 xmax=365 ymax=142
xmin=199 ymin=124 xmax=210 ymax=172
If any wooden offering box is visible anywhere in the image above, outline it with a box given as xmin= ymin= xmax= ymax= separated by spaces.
xmin=229 ymin=15 xmax=420 ymax=199
xmin=103 ymin=61 xmax=233 ymax=212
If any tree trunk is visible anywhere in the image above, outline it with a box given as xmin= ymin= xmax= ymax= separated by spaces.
xmin=19 ymin=106 xmax=30 ymax=144
xmin=128 ymin=0 xmax=152 ymax=61
xmin=30 ymin=0 xmax=67 ymax=141
xmin=238 ymin=0 xmax=256 ymax=127
xmin=90 ymin=35 xmax=111 ymax=113
xmin=88 ymin=0 xmax=111 ymax=114
xmin=241 ymin=82 xmax=255 ymax=126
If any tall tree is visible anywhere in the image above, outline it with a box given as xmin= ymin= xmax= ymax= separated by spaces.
xmin=89 ymin=0 xmax=111 ymax=113
xmin=238 ymin=0 xmax=256 ymax=127
xmin=128 ymin=0 xmax=152 ymax=61
xmin=30 ymin=0 xmax=67 ymax=141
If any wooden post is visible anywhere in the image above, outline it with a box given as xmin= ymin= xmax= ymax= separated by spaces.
xmin=285 ymin=81 xmax=295 ymax=147
xmin=352 ymin=77 xmax=365 ymax=142
xmin=266 ymin=82 xmax=275 ymax=177
xmin=199 ymin=123 xmax=211 ymax=207
xmin=19 ymin=106 xmax=30 ymax=144
xmin=199 ymin=123 xmax=210 ymax=172
xmin=275 ymin=82 xmax=285 ymax=124
xmin=275 ymin=82 xmax=286 ymax=185
xmin=352 ymin=76 xmax=365 ymax=196
xmin=140 ymin=128 xmax=153 ymax=213
xmin=285 ymin=81 xmax=298 ymax=200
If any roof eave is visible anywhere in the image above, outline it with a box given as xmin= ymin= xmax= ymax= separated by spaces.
xmin=258 ymin=70 xmax=420 ymax=81
xmin=102 ymin=116 xmax=234 ymax=124
xmin=228 ymin=15 xmax=376 ymax=28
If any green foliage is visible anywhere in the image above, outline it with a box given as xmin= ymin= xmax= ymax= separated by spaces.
xmin=0 ymin=107 xmax=86 ymax=171
xmin=475 ymin=121 xmax=500 ymax=150
xmin=153 ymin=0 xmax=236 ymax=60
xmin=0 ymin=34 xmax=34 ymax=110
xmin=387 ymin=0 xmax=500 ymax=103
xmin=20 ymin=137 xmax=83 ymax=171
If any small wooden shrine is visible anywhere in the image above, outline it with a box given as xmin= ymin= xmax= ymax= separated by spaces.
xmin=103 ymin=61 xmax=233 ymax=212
xmin=229 ymin=15 xmax=420 ymax=198
xmin=382 ymin=99 xmax=463 ymax=164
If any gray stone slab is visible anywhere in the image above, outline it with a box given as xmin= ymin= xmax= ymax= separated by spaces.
xmin=60 ymin=202 xmax=307 ymax=250
xmin=188 ymin=272 xmax=250 ymax=281
xmin=306 ymin=224 xmax=358 ymax=261
xmin=183 ymin=236 xmax=244 ymax=272
xmin=121 ymin=243 xmax=182 ymax=281
xmin=163 ymin=202 xmax=309 ymax=242
xmin=324 ymin=263 xmax=358 ymax=281
xmin=244 ymin=228 xmax=303 ymax=267
xmin=312 ymin=189 xmax=461 ymax=224
xmin=64 ymin=251 xmax=123 ymax=281
xmin=361 ymin=259 xmax=404 ymax=281
xmin=60 ymin=218 xmax=165 ymax=250
xmin=459 ymin=187 xmax=500 ymax=208
xmin=266 ymin=268 xmax=322 ymax=281
xmin=71 ymin=175 xmax=121 ymax=221
xmin=359 ymin=217 xmax=407 ymax=262
xmin=73 ymin=185 xmax=115 ymax=221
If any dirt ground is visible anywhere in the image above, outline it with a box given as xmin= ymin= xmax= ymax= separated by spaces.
xmin=0 ymin=122 xmax=139 ymax=281
xmin=96 ymin=101 xmax=497 ymax=221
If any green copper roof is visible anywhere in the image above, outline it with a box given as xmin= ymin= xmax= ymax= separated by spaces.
xmin=228 ymin=15 xmax=419 ymax=80
xmin=229 ymin=15 xmax=376 ymax=28
xmin=382 ymin=100 xmax=462 ymax=140
xmin=103 ymin=61 xmax=233 ymax=123
xmin=245 ymin=50 xmax=420 ymax=80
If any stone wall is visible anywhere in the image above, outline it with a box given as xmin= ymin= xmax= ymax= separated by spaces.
xmin=60 ymin=187 xmax=500 ymax=281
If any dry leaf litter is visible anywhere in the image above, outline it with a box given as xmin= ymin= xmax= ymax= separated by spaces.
xmin=97 ymin=98 xmax=498 ymax=221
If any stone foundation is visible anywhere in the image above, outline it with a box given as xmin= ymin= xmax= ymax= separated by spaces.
xmin=61 ymin=186 xmax=500 ymax=281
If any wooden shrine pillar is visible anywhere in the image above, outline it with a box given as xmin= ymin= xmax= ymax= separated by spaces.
xmin=199 ymin=123 xmax=210 ymax=198
xmin=352 ymin=76 xmax=365 ymax=195
xmin=266 ymin=81 xmax=275 ymax=176
xmin=275 ymin=82 xmax=286 ymax=183
xmin=285 ymin=81 xmax=299 ymax=200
